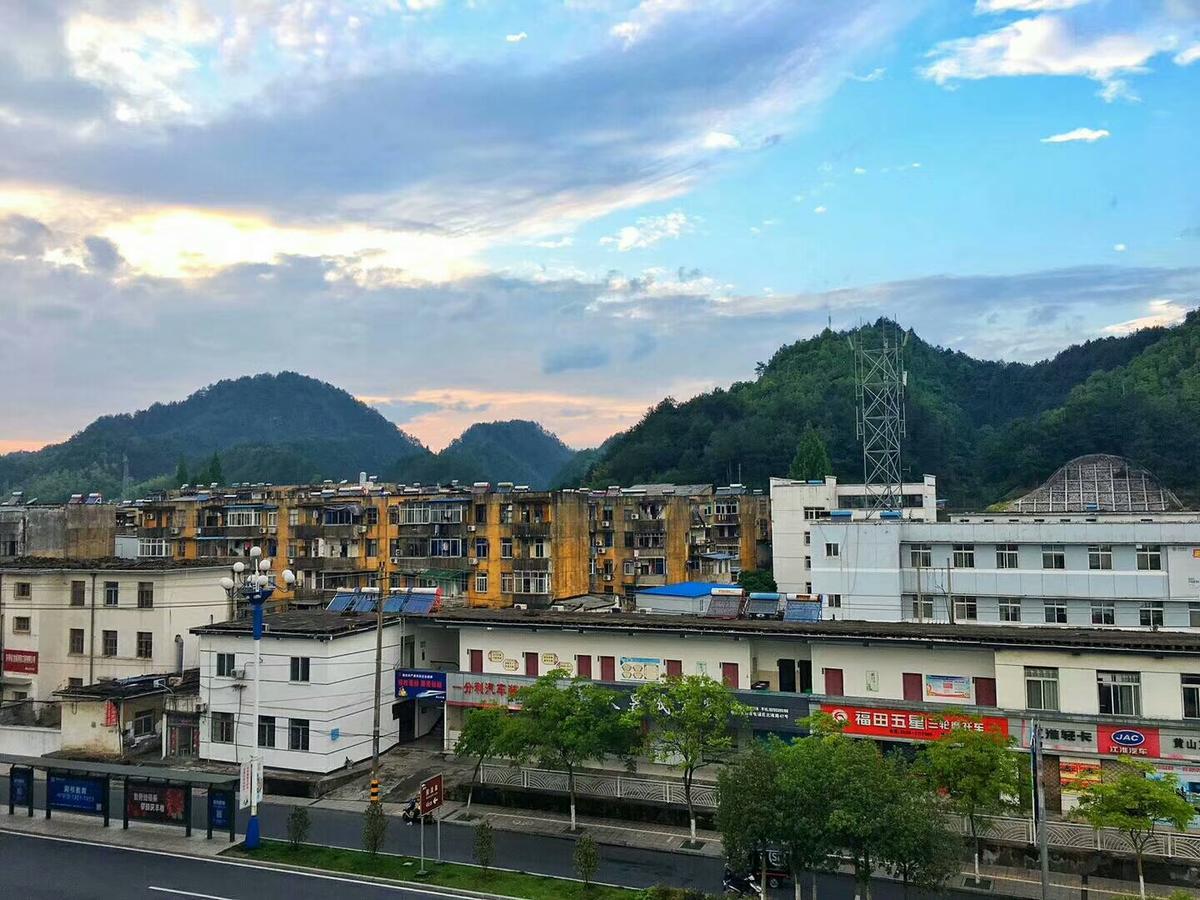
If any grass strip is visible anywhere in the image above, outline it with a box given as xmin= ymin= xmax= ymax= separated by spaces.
xmin=228 ymin=839 xmax=638 ymax=900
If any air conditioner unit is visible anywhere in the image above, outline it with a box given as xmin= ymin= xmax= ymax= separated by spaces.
xmin=467 ymin=524 xmax=477 ymax=532
xmin=269 ymin=527 xmax=277 ymax=535
xmin=604 ymin=574 xmax=613 ymax=582
xmin=601 ymin=521 xmax=612 ymax=529
xmin=169 ymin=527 xmax=180 ymax=536
xmin=194 ymin=702 xmax=208 ymax=714
xmin=260 ymin=528 xmax=267 ymax=534
xmin=513 ymin=603 xmax=528 ymax=610
xmin=392 ymin=556 xmax=403 ymax=565
xmin=631 ymin=513 xmax=640 ymax=520
xmin=357 ymin=525 xmax=368 ymax=534
xmin=469 ymin=558 xmax=479 ymax=566
xmin=231 ymin=668 xmax=246 ymax=680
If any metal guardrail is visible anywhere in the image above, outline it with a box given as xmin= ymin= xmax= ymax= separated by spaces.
xmin=479 ymin=764 xmax=1200 ymax=862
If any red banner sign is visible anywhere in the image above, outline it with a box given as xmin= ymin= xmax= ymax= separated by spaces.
xmin=821 ymin=704 xmax=1009 ymax=741
xmin=419 ymin=774 xmax=444 ymax=816
xmin=127 ymin=784 xmax=187 ymax=824
xmin=2 ymin=649 xmax=38 ymax=674
xmin=1098 ymin=724 xmax=1161 ymax=758
xmin=104 ymin=701 xmax=118 ymax=727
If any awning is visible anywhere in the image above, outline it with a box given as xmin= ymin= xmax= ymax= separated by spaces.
xmin=323 ymin=504 xmax=363 ymax=514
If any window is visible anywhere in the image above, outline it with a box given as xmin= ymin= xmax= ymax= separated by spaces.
xmin=258 ymin=716 xmax=276 ymax=748
xmin=909 ymin=595 xmax=934 ymax=619
xmin=824 ymin=542 xmax=840 ymax=559
xmin=826 ymin=594 xmax=842 ymax=609
xmin=288 ymin=718 xmax=310 ymax=751
xmin=366 ymin=539 xmax=378 ymax=558
xmin=1088 ymin=544 xmax=1113 ymax=571
xmin=530 ymin=539 xmax=548 ymax=559
xmin=13 ymin=616 xmax=30 ymax=633
xmin=138 ymin=539 xmax=170 ymax=557
xmin=68 ymin=677 xmax=83 ymax=688
xmin=999 ymin=598 xmax=1022 ymax=622
xmin=1192 ymin=603 xmax=1200 ymax=628
xmin=802 ymin=507 xmax=825 ymax=521
xmin=474 ymin=504 xmax=488 ymax=524
xmin=1183 ymin=675 xmax=1200 ymax=720
xmin=102 ymin=630 xmax=117 ymax=657
xmin=909 ymin=544 xmax=932 ymax=568
xmin=137 ymin=582 xmax=154 ymax=609
xmin=1091 ymin=600 xmax=1115 ymax=625
xmin=1139 ymin=601 xmax=1164 ymax=628
xmin=500 ymin=503 xmax=513 ymax=524
xmin=1041 ymin=545 xmax=1065 ymax=570
xmin=69 ymin=628 xmax=85 ymax=655
xmin=512 ymin=571 xmax=551 ymax=594
xmin=364 ymin=507 xmax=379 ymax=526
xmin=290 ymin=657 xmax=311 ymax=682
xmin=216 ymin=653 xmax=236 ymax=677
xmin=1043 ymin=599 xmax=1067 ymax=624
xmin=14 ymin=581 xmax=31 ymax=599
xmin=225 ymin=510 xmax=261 ymax=527
xmin=804 ymin=557 xmax=811 ymax=570
xmin=70 ymin=580 xmax=85 ymax=607
xmin=429 ymin=538 xmax=462 ymax=557
xmin=104 ymin=581 xmax=119 ymax=607
xmin=474 ymin=538 xmax=489 ymax=559
xmin=500 ymin=572 xmax=514 ymax=593
xmin=803 ymin=532 xmax=811 ymax=546
xmin=1025 ymin=667 xmax=1060 ymax=711
xmin=288 ymin=508 xmax=300 ymax=526
xmin=211 ymin=712 xmax=234 ymax=743
xmin=136 ymin=632 xmax=153 ymax=659
xmin=475 ymin=572 xmax=488 ymax=594
xmin=1136 ymin=544 xmax=1162 ymax=571
xmin=952 ymin=596 xmax=977 ymax=620
xmin=500 ymin=538 xmax=513 ymax=559
xmin=996 ymin=544 xmax=1019 ymax=569
xmin=952 ymin=544 xmax=975 ymax=568
xmin=133 ymin=709 xmax=155 ymax=738
xmin=1097 ymin=670 xmax=1141 ymax=716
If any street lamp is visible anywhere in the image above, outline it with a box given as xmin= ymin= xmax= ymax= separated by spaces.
xmin=219 ymin=547 xmax=294 ymax=850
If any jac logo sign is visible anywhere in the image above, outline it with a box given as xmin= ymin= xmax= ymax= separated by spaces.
xmin=1099 ymin=724 xmax=1160 ymax=757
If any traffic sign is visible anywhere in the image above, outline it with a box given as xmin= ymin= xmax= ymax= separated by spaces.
xmin=418 ymin=774 xmax=443 ymax=816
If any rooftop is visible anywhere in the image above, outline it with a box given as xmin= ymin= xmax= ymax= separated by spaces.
xmin=636 ymin=581 xmax=731 ymax=599
xmin=55 ymin=668 xmax=199 ymax=701
xmin=192 ymin=610 xmax=400 ymax=639
xmin=1005 ymin=454 xmax=1184 ymax=514
xmin=0 ymin=556 xmax=228 ymax=572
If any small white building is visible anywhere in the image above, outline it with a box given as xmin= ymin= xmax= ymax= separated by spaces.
xmin=770 ymin=474 xmax=938 ymax=596
xmin=0 ymin=559 xmax=228 ymax=703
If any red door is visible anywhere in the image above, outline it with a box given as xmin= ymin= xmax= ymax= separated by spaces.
xmin=665 ymin=659 xmax=683 ymax=679
xmin=721 ymin=662 xmax=739 ymax=688
xmin=468 ymin=649 xmax=483 ymax=673
xmin=524 ymin=652 xmax=538 ymax=677
xmin=576 ymin=655 xmax=593 ymax=679
xmin=974 ymin=676 xmax=997 ymax=707
xmin=902 ymin=672 xmax=922 ymax=701
xmin=599 ymin=656 xmax=615 ymax=681
xmin=824 ymin=667 xmax=844 ymax=696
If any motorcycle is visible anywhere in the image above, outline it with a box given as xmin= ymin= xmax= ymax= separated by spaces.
xmin=400 ymin=797 xmax=419 ymax=825
xmin=722 ymin=866 xmax=763 ymax=897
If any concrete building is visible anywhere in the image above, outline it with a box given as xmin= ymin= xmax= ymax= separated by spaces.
xmin=0 ymin=558 xmax=227 ymax=703
xmin=770 ymin=475 xmax=937 ymax=596
xmin=0 ymin=497 xmax=116 ymax=559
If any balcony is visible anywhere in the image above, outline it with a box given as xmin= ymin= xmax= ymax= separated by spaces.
xmin=510 ymin=556 xmax=551 ymax=572
xmin=632 ymin=518 xmax=667 ymax=533
xmin=309 ymin=556 xmax=367 ymax=572
xmin=290 ymin=524 xmax=323 ymax=540
xmin=512 ymin=522 xmax=551 ymax=540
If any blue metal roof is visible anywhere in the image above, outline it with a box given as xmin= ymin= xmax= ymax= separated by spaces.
xmin=637 ymin=581 xmax=720 ymax=598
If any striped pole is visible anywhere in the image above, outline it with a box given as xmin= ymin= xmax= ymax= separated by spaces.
xmin=369 ymin=778 xmax=381 ymax=804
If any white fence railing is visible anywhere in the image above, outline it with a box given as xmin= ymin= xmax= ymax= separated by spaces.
xmin=478 ymin=763 xmax=1200 ymax=863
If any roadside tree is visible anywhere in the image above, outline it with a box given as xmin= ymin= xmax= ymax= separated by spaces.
xmin=453 ymin=705 xmax=515 ymax=813
xmin=878 ymin=759 xmax=962 ymax=898
xmin=716 ymin=741 xmax=781 ymax=896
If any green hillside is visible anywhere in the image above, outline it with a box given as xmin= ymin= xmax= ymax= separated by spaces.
xmin=389 ymin=420 xmax=579 ymax=489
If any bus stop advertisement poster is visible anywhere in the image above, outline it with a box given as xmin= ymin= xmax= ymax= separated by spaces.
xmin=9 ymin=767 xmax=32 ymax=807
xmin=127 ymin=784 xmax=187 ymax=824
xmin=48 ymin=774 xmax=106 ymax=815
xmin=209 ymin=789 xmax=233 ymax=830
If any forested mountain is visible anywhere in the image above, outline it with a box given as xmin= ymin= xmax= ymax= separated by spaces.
xmin=388 ymin=420 xmax=579 ymax=489
xmin=586 ymin=314 xmax=1197 ymax=508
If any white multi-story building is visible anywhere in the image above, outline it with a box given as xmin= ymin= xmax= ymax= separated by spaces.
xmin=0 ymin=559 xmax=227 ymax=702
xmin=770 ymin=474 xmax=938 ymax=595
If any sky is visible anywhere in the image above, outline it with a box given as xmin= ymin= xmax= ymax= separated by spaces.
xmin=1 ymin=0 xmax=1198 ymax=453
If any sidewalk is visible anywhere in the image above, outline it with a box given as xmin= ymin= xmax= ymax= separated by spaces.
xmin=0 ymin=807 xmax=230 ymax=858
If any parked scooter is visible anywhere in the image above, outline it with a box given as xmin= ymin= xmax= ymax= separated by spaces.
xmin=722 ymin=866 xmax=763 ymax=897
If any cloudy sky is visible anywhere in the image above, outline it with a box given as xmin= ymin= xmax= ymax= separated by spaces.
xmin=2 ymin=0 xmax=1198 ymax=452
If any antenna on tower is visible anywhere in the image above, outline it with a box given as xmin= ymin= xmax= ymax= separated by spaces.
xmin=852 ymin=322 xmax=907 ymax=514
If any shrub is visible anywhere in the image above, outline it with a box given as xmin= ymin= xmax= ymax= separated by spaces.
xmin=286 ymin=805 xmax=310 ymax=850
xmin=362 ymin=802 xmax=388 ymax=857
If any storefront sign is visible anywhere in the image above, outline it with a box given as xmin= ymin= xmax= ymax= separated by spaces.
xmin=2 ymin=649 xmax=37 ymax=674
xmin=395 ymin=670 xmax=447 ymax=697
xmin=447 ymin=671 xmax=532 ymax=707
xmin=1098 ymin=724 xmax=1161 ymax=757
xmin=48 ymin=774 xmax=105 ymax=815
xmin=502 ymin=658 xmax=519 ymax=672
xmin=1160 ymin=730 xmax=1200 ymax=762
xmin=541 ymin=652 xmax=560 ymax=667
xmin=740 ymin=693 xmax=810 ymax=733
xmin=822 ymin=704 xmax=1009 ymax=741
xmin=419 ymin=774 xmax=444 ymax=815
xmin=127 ymin=784 xmax=187 ymax=824
xmin=1059 ymin=759 xmax=1102 ymax=791
xmin=619 ymin=657 xmax=662 ymax=682
xmin=924 ymin=674 xmax=972 ymax=702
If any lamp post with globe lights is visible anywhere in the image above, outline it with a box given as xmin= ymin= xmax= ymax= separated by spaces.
xmin=219 ymin=547 xmax=295 ymax=850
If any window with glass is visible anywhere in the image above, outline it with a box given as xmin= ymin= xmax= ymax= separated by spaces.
xmin=500 ymin=538 xmax=513 ymax=559
xmin=288 ymin=508 xmax=300 ymax=526
xmin=1091 ymin=600 xmax=1115 ymax=625
xmin=474 ymin=538 xmax=489 ymax=558
xmin=1088 ymin=544 xmax=1113 ymax=570
xmin=996 ymin=544 xmax=1019 ymax=568
xmin=216 ymin=653 xmax=236 ymax=677
xmin=1136 ymin=544 xmax=1162 ymax=571
xmin=500 ymin=504 xmax=513 ymax=524
xmin=909 ymin=545 xmax=932 ymax=567
xmin=258 ymin=716 xmax=276 ymax=748
xmin=1025 ymin=667 xmax=1060 ymax=711
xmin=211 ymin=712 xmax=234 ymax=743
xmin=13 ymin=615 xmax=30 ymax=633
xmin=70 ymin=580 xmax=85 ymax=607
xmin=133 ymin=709 xmax=155 ymax=738
xmin=14 ymin=582 xmax=31 ymax=598
xmin=69 ymin=628 xmax=84 ymax=655
xmin=429 ymin=538 xmax=462 ymax=557
xmin=1041 ymin=545 xmax=1066 ymax=570
xmin=906 ymin=595 xmax=933 ymax=619
xmin=1043 ymin=599 xmax=1068 ymax=624
xmin=531 ymin=539 xmax=548 ymax=559
xmin=290 ymin=657 xmax=310 ymax=682
xmin=825 ymin=542 xmax=840 ymax=559
xmin=1182 ymin=675 xmax=1200 ymax=720
xmin=104 ymin=581 xmax=119 ymax=607
xmin=137 ymin=632 xmax=153 ymax=659
xmin=102 ymin=630 xmax=117 ymax=656
xmin=1139 ymin=601 xmax=1164 ymax=627
xmin=500 ymin=572 xmax=514 ymax=593
xmin=952 ymin=544 xmax=975 ymax=568
xmin=827 ymin=594 xmax=842 ymax=609
xmin=475 ymin=572 xmax=488 ymax=593
xmin=289 ymin=718 xmax=310 ymax=751
xmin=999 ymin=598 xmax=1022 ymax=622
xmin=1098 ymin=670 xmax=1141 ymax=716
xmin=137 ymin=582 xmax=154 ymax=609
xmin=953 ymin=596 xmax=977 ymax=620
xmin=1191 ymin=603 xmax=1200 ymax=628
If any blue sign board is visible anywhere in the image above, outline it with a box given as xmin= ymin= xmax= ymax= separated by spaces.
xmin=48 ymin=774 xmax=105 ymax=814
xmin=10 ymin=767 xmax=32 ymax=806
xmin=209 ymin=789 xmax=232 ymax=830
xmin=396 ymin=669 xmax=447 ymax=697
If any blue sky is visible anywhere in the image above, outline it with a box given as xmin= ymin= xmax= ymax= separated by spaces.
xmin=0 ymin=0 xmax=1197 ymax=450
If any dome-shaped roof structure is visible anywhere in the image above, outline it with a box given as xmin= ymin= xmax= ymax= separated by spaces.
xmin=1005 ymin=454 xmax=1183 ymax=513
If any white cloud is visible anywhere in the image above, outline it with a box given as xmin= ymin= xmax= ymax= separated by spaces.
xmin=599 ymin=210 xmax=693 ymax=251
xmin=813 ymin=205 xmax=827 ymax=214
xmin=505 ymin=31 xmax=528 ymax=43
xmin=702 ymin=131 xmax=741 ymax=150
xmin=850 ymin=66 xmax=886 ymax=82
xmin=975 ymin=0 xmax=1092 ymax=11
xmin=610 ymin=21 xmax=641 ymax=44
xmin=853 ymin=166 xmax=867 ymax=174
xmin=532 ymin=235 xmax=573 ymax=249
xmin=1175 ymin=44 xmax=1200 ymax=66
xmin=1113 ymin=243 xmax=1127 ymax=252
xmin=1102 ymin=299 xmax=1186 ymax=335
xmin=1040 ymin=126 xmax=1110 ymax=143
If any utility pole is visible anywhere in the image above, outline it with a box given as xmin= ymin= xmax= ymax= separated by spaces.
xmin=0 ymin=573 xmax=6 ymax=705
xmin=372 ymin=555 xmax=385 ymax=775
xmin=1030 ymin=720 xmax=1050 ymax=899
xmin=945 ymin=560 xmax=955 ymax=625
xmin=915 ymin=561 xmax=923 ymax=624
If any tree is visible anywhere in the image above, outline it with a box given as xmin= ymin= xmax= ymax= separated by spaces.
xmin=508 ymin=669 xmax=640 ymax=830
xmin=362 ymin=800 xmax=388 ymax=856
xmin=878 ymin=760 xmax=962 ymax=898
xmin=574 ymin=834 xmax=600 ymax=887
xmin=922 ymin=726 xmax=1023 ymax=883
xmin=736 ymin=569 xmax=777 ymax=594
xmin=286 ymin=805 xmax=310 ymax=850
xmin=1074 ymin=758 xmax=1195 ymax=899
xmin=716 ymin=743 xmax=781 ymax=896
xmin=772 ymin=736 xmax=839 ymax=900
xmin=454 ymin=705 xmax=514 ymax=813
xmin=787 ymin=423 xmax=831 ymax=481
xmin=473 ymin=819 xmax=495 ymax=873
xmin=174 ymin=456 xmax=189 ymax=486
xmin=626 ymin=675 xmax=750 ymax=842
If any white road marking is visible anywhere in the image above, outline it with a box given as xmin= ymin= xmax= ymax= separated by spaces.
xmin=149 ymin=888 xmax=240 ymax=900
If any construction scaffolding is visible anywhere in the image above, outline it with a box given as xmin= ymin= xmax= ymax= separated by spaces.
xmin=1005 ymin=454 xmax=1183 ymax=513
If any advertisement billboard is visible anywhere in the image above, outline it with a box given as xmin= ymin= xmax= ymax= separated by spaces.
xmin=1098 ymin=724 xmax=1161 ymax=758
xmin=2 ymin=649 xmax=38 ymax=674
xmin=48 ymin=774 xmax=105 ymax=815
xmin=619 ymin=657 xmax=662 ymax=682
xmin=127 ymin=784 xmax=188 ymax=825
xmin=822 ymin=704 xmax=1009 ymax=742
xmin=395 ymin=670 xmax=447 ymax=697
xmin=923 ymin=674 xmax=973 ymax=702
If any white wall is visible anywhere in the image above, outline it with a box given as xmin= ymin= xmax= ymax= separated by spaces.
xmin=809 ymin=643 xmax=995 ymax=702
xmin=0 ymin=724 xmax=61 ymax=756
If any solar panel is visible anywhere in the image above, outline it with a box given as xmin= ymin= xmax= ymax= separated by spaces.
xmin=704 ymin=595 xmax=742 ymax=619
xmin=382 ymin=593 xmax=406 ymax=613
xmin=784 ymin=601 xmax=821 ymax=622
xmin=326 ymin=594 xmax=355 ymax=612
xmin=403 ymin=595 xmax=436 ymax=616
xmin=745 ymin=597 xmax=781 ymax=618
xmin=351 ymin=594 xmax=377 ymax=613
